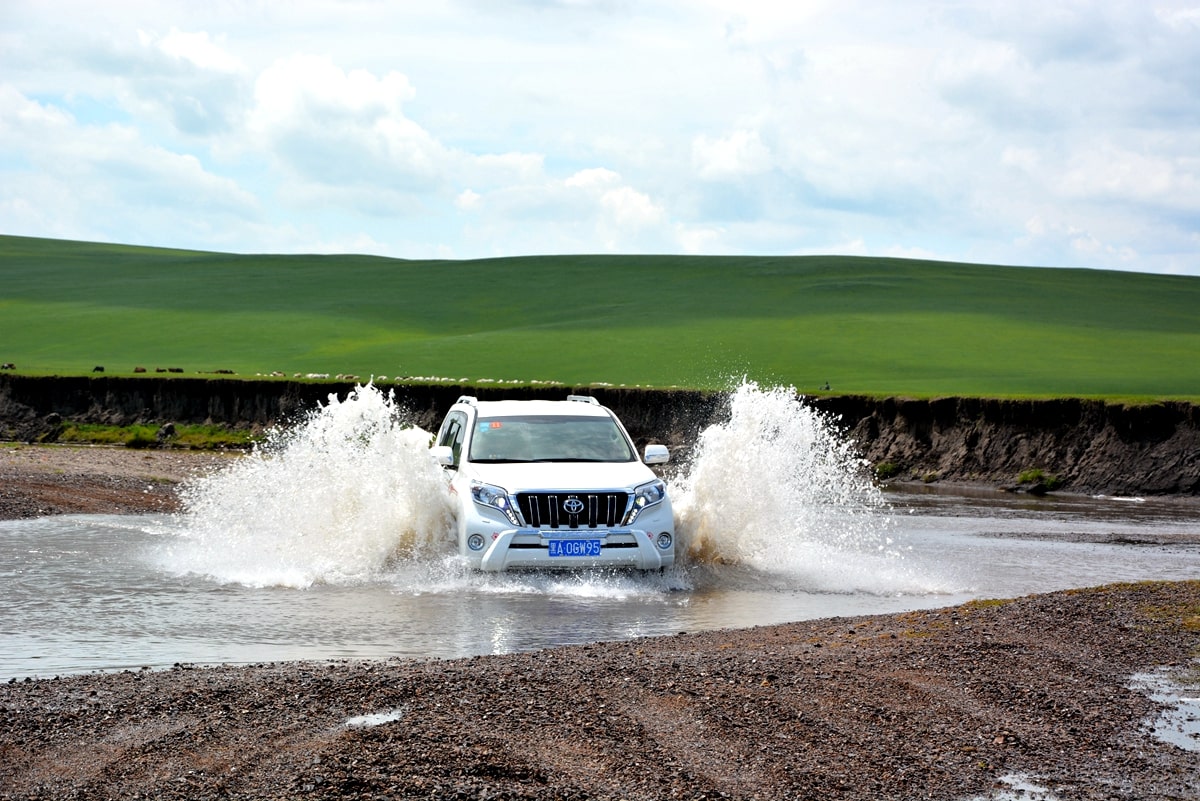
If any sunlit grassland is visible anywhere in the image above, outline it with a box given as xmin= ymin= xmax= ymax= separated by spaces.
xmin=2 ymin=235 xmax=1198 ymax=398
xmin=55 ymin=422 xmax=257 ymax=449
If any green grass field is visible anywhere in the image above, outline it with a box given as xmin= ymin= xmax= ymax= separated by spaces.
xmin=2 ymin=235 xmax=1198 ymax=398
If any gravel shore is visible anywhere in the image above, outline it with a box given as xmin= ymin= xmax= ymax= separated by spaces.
xmin=0 ymin=443 xmax=237 ymax=520
xmin=1 ymin=445 xmax=1198 ymax=800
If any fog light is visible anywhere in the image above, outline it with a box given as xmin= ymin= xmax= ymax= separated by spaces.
xmin=467 ymin=533 xmax=486 ymax=551
xmin=656 ymin=532 xmax=673 ymax=550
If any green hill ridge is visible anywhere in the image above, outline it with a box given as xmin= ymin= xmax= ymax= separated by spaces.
xmin=2 ymin=235 xmax=1197 ymax=398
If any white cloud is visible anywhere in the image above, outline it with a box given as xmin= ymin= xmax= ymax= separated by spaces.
xmin=0 ymin=82 xmax=260 ymax=248
xmin=599 ymin=185 xmax=665 ymax=229
xmin=1000 ymin=146 xmax=1040 ymax=172
xmin=0 ymin=0 xmax=1197 ymax=273
xmin=247 ymin=54 xmax=441 ymax=189
xmin=144 ymin=28 xmax=243 ymax=73
xmin=1000 ymin=137 xmax=1200 ymax=227
xmin=676 ymin=224 xmax=726 ymax=254
xmin=692 ymin=129 xmax=772 ymax=181
xmin=564 ymin=168 xmax=621 ymax=190
xmin=56 ymin=26 xmax=254 ymax=137
xmin=0 ymin=84 xmax=74 ymax=131
xmin=1058 ymin=144 xmax=1200 ymax=209
xmin=560 ymin=168 xmax=666 ymax=235
xmin=1070 ymin=232 xmax=1137 ymax=262
xmin=1156 ymin=6 xmax=1200 ymax=29
xmin=456 ymin=188 xmax=482 ymax=210
xmin=469 ymin=152 xmax=544 ymax=187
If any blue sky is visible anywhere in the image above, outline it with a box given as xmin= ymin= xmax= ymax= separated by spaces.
xmin=2 ymin=0 xmax=1199 ymax=274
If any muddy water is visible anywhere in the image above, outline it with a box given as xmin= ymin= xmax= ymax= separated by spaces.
xmin=2 ymin=383 xmax=1197 ymax=680
xmin=2 ymin=483 xmax=1197 ymax=681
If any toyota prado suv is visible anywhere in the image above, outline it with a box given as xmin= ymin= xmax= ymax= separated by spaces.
xmin=430 ymin=395 xmax=675 ymax=571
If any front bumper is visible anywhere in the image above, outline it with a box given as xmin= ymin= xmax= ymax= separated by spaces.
xmin=472 ymin=528 xmax=674 ymax=572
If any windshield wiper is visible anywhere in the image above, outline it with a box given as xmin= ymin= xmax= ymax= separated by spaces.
xmin=528 ymin=457 xmax=609 ymax=463
xmin=469 ymin=458 xmax=535 ymax=464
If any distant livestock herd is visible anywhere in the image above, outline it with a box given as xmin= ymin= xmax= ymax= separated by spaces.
xmin=0 ymin=365 xmax=605 ymax=387
xmin=91 ymin=366 xmax=206 ymax=374
xmin=0 ymin=364 xmax=365 ymax=381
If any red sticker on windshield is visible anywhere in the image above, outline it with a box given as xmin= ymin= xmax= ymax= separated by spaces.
xmin=489 ymin=422 xmax=503 ymax=429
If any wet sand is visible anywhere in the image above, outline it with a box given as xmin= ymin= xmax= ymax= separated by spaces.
xmin=1 ymin=445 xmax=1198 ymax=799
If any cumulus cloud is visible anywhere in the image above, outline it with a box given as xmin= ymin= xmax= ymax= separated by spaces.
xmin=1059 ymin=144 xmax=1199 ymax=210
xmin=598 ymin=185 xmax=665 ymax=229
xmin=0 ymin=85 xmax=75 ymax=133
xmin=692 ymin=129 xmax=773 ymax=181
xmin=145 ymin=28 xmax=243 ymax=73
xmin=243 ymin=54 xmax=547 ymax=217
xmin=88 ymin=27 xmax=253 ymax=137
xmin=556 ymin=169 xmax=666 ymax=235
xmin=468 ymin=152 xmax=544 ymax=187
xmin=0 ymin=82 xmax=260 ymax=248
xmin=1002 ymin=139 xmax=1200 ymax=218
xmin=456 ymin=188 xmax=482 ymax=210
xmin=0 ymin=1 xmax=1198 ymax=272
xmin=247 ymin=55 xmax=440 ymax=188
xmin=448 ymin=167 xmax=675 ymax=254
xmin=1157 ymin=6 xmax=1200 ymax=29
xmin=570 ymin=175 xmax=669 ymax=250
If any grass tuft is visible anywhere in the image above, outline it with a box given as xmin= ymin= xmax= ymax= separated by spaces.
xmin=875 ymin=461 xmax=901 ymax=480
xmin=57 ymin=422 xmax=256 ymax=450
xmin=1017 ymin=468 xmax=1062 ymax=490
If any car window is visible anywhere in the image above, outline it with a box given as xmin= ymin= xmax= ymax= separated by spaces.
xmin=438 ymin=411 xmax=467 ymax=466
xmin=468 ymin=415 xmax=635 ymax=463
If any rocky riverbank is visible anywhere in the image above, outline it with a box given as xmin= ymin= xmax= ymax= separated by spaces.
xmin=2 ymin=441 xmax=1199 ymax=798
xmin=2 ymin=580 xmax=1198 ymax=800
xmin=0 ymin=443 xmax=235 ymax=520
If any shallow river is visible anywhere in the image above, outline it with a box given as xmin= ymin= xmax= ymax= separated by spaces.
xmin=2 ymin=383 xmax=1198 ymax=681
xmin=3 ymin=486 xmax=1197 ymax=682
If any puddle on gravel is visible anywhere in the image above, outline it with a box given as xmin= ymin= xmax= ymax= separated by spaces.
xmin=1131 ymin=663 xmax=1200 ymax=752
xmin=344 ymin=708 xmax=406 ymax=729
xmin=980 ymin=774 xmax=1061 ymax=801
xmin=968 ymin=663 xmax=1200 ymax=801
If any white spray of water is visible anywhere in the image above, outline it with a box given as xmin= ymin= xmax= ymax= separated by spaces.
xmin=160 ymin=384 xmax=453 ymax=587
xmin=670 ymin=380 xmax=920 ymax=593
xmin=159 ymin=380 xmax=930 ymax=595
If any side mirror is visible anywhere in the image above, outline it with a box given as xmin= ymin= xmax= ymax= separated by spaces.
xmin=643 ymin=444 xmax=670 ymax=465
xmin=430 ymin=445 xmax=455 ymax=467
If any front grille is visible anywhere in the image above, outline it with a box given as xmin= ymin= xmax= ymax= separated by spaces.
xmin=516 ymin=491 xmax=630 ymax=529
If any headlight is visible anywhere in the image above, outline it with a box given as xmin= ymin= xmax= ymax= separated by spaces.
xmin=470 ymin=481 xmax=520 ymax=526
xmin=624 ymin=479 xmax=667 ymax=525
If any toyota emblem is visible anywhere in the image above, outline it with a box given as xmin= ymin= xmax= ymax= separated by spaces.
xmin=563 ymin=496 xmax=585 ymax=514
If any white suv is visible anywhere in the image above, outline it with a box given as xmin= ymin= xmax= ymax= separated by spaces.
xmin=430 ymin=395 xmax=675 ymax=571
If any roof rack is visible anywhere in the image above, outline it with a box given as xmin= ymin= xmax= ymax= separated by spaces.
xmin=455 ymin=395 xmax=478 ymax=405
xmin=566 ymin=395 xmax=599 ymax=405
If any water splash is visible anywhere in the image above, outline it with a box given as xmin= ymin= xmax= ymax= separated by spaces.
xmin=670 ymin=380 xmax=917 ymax=593
xmin=160 ymin=384 xmax=452 ymax=587
xmin=159 ymin=380 xmax=923 ymax=595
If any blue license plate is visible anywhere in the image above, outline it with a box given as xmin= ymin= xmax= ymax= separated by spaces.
xmin=548 ymin=539 xmax=602 ymax=557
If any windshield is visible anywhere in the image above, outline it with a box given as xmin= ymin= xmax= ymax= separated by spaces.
xmin=468 ymin=414 xmax=636 ymax=463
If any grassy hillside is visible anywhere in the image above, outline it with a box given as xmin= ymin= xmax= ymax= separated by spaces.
xmin=2 ymin=235 xmax=1198 ymax=397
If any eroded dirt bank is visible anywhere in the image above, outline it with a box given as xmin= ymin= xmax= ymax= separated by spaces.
xmin=2 ymin=582 xmax=1198 ymax=800
xmin=812 ymin=395 xmax=1200 ymax=496
xmin=2 ymin=375 xmax=1198 ymax=496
